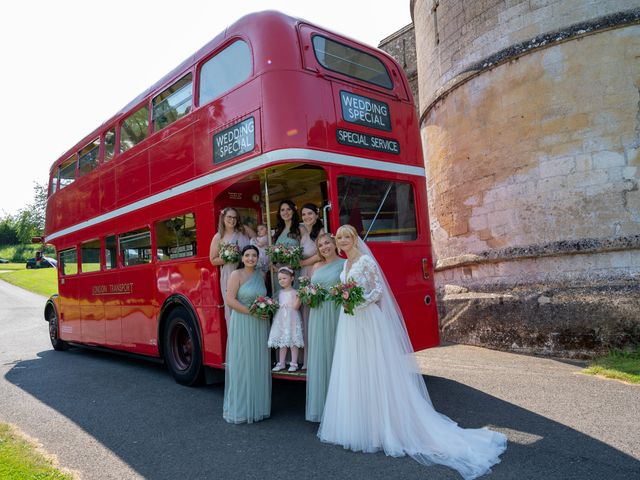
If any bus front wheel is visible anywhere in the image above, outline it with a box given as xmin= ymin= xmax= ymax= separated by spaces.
xmin=47 ymin=308 xmax=69 ymax=351
xmin=164 ymin=307 xmax=203 ymax=386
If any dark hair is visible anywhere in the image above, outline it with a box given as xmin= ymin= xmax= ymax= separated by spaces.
xmin=273 ymin=200 xmax=300 ymax=243
xmin=301 ymin=203 xmax=323 ymax=241
xmin=237 ymin=245 xmax=259 ymax=269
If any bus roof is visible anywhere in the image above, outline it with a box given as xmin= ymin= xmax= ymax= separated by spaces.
xmin=49 ymin=10 xmax=405 ymax=174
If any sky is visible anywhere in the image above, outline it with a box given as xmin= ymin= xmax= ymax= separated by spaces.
xmin=0 ymin=0 xmax=412 ymax=216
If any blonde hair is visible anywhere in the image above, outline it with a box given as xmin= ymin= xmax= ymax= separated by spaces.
xmin=335 ymin=224 xmax=360 ymax=253
xmin=217 ymin=207 xmax=243 ymax=235
xmin=315 ymin=232 xmax=338 ymax=261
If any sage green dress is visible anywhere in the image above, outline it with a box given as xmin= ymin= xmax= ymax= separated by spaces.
xmin=273 ymin=228 xmax=301 ymax=292
xmin=305 ymin=258 xmax=345 ymax=422
xmin=223 ymin=271 xmax=271 ymax=424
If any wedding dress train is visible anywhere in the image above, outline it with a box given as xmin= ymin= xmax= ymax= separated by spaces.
xmin=318 ymin=252 xmax=506 ymax=480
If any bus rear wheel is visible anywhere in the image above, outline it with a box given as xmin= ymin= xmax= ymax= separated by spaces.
xmin=164 ymin=307 xmax=203 ymax=386
xmin=47 ymin=308 xmax=68 ymax=351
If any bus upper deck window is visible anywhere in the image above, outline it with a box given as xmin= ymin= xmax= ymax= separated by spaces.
xmin=58 ymin=155 xmax=77 ymax=190
xmin=312 ymin=36 xmax=393 ymax=89
xmin=78 ymin=138 xmax=100 ymax=177
xmin=49 ymin=172 xmax=58 ymax=195
xmin=153 ymin=74 xmax=193 ymax=132
xmin=104 ymin=128 xmax=116 ymax=162
xmin=120 ymin=105 xmax=149 ymax=153
xmin=199 ymin=40 xmax=252 ymax=106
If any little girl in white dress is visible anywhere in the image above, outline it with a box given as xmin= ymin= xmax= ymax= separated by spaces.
xmin=268 ymin=267 xmax=304 ymax=372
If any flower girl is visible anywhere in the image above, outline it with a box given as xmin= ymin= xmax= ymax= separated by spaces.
xmin=268 ymin=267 xmax=304 ymax=372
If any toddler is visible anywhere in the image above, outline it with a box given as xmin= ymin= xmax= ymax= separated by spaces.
xmin=268 ymin=267 xmax=304 ymax=372
xmin=251 ymin=223 xmax=269 ymax=272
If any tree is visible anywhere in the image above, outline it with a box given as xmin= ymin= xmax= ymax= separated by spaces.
xmin=0 ymin=182 xmax=47 ymax=244
xmin=0 ymin=215 xmax=18 ymax=245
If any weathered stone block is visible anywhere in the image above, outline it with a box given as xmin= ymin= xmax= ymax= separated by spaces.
xmin=593 ymin=150 xmax=627 ymax=169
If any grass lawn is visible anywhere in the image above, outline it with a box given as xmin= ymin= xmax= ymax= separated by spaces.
xmin=0 ymin=423 xmax=73 ymax=479
xmin=0 ymin=266 xmax=57 ymax=297
xmin=0 ymin=263 xmax=27 ymax=271
xmin=583 ymin=347 xmax=640 ymax=384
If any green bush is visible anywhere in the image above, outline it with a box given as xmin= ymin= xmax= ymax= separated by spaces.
xmin=0 ymin=244 xmax=56 ymax=263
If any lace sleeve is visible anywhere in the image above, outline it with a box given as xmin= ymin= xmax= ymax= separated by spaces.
xmin=356 ymin=256 xmax=383 ymax=308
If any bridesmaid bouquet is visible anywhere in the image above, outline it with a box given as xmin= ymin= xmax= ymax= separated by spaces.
xmin=249 ymin=295 xmax=279 ymax=318
xmin=266 ymin=244 xmax=303 ymax=269
xmin=328 ymin=280 xmax=365 ymax=315
xmin=297 ymin=276 xmax=327 ymax=308
xmin=219 ymin=242 xmax=240 ymax=264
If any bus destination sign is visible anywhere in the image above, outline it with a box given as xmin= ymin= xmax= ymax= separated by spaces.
xmin=336 ymin=129 xmax=400 ymax=155
xmin=340 ymin=91 xmax=391 ymax=131
xmin=213 ymin=117 xmax=255 ymax=164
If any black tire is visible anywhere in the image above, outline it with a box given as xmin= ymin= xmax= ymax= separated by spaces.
xmin=163 ymin=306 xmax=204 ymax=386
xmin=47 ymin=307 xmax=69 ymax=351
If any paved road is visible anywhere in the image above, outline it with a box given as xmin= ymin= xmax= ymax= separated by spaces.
xmin=0 ymin=279 xmax=638 ymax=480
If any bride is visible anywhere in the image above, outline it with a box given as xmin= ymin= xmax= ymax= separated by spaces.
xmin=318 ymin=225 xmax=507 ymax=480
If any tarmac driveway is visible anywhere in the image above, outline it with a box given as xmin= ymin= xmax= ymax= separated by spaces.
xmin=0 ymin=279 xmax=638 ymax=479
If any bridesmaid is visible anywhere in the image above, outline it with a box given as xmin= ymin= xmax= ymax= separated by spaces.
xmin=223 ymin=245 xmax=271 ymax=424
xmin=209 ymin=207 xmax=255 ymax=327
xmin=271 ymin=200 xmax=302 ymax=292
xmin=272 ymin=199 xmax=301 ymax=250
xmin=305 ymin=233 xmax=345 ymax=422
xmin=298 ymin=203 xmax=324 ymax=370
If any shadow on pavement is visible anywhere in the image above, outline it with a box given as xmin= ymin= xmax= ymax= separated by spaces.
xmin=6 ymin=347 xmax=639 ymax=480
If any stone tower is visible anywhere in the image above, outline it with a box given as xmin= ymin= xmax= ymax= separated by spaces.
xmin=411 ymin=0 xmax=640 ymax=357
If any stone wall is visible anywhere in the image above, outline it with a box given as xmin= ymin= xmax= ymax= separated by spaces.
xmin=412 ymin=0 xmax=640 ymax=357
xmin=378 ymin=24 xmax=420 ymax=114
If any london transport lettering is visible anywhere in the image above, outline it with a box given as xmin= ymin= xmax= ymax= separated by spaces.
xmin=336 ymin=129 xmax=400 ymax=155
xmin=213 ymin=117 xmax=255 ymax=164
xmin=340 ymin=91 xmax=391 ymax=131
xmin=91 ymin=283 xmax=134 ymax=296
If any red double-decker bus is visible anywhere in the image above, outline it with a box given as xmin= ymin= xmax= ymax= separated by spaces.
xmin=43 ymin=10 xmax=439 ymax=385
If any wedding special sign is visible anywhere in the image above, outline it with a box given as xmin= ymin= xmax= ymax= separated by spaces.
xmin=213 ymin=117 xmax=255 ymax=164
xmin=340 ymin=91 xmax=391 ymax=131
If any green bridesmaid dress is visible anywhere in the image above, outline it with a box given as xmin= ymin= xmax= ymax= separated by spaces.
xmin=273 ymin=227 xmax=301 ymax=291
xmin=305 ymin=258 xmax=345 ymax=422
xmin=223 ymin=271 xmax=271 ymax=424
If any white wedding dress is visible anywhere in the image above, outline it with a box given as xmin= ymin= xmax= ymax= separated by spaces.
xmin=318 ymin=251 xmax=507 ymax=480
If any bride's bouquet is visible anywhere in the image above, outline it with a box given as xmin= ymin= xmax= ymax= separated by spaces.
xmin=328 ymin=279 xmax=365 ymax=315
xmin=266 ymin=244 xmax=303 ymax=269
xmin=219 ymin=242 xmax=240 ymax=264
xmin=249 ymin=295 xmax=279 ymax=318
xmin=297 ymin=276 xmax=327 ymax=308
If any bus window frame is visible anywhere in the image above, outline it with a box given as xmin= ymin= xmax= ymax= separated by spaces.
xmin=102 ymin=126 xmax=117 ymax=163
xmin=154 ymin=210 xmax=198 ymax=263
xmin=298 ymin=24 xmax=408 ymax=101
xmin=331 ymin=168 xmax=422 ymax=242
xmin=310 ymin=34 xmax=393 ymax=91
xmin=104 ymin=234 xmax=119 ymax=270
xmin=77 ymin=138 xmax=101 ymax=178
xmin=119 ymin=100 xmax=152 ymax=155
xmin=58 ymin=154 xmax=78 ymax=191
xmin=118 ymin=225 xmax=154 ymax=268
xmin=59 ymin=246 xmax=79 ymax=276
xmin=79 ymin=238 xmax=102 ymax=274
xmin=152 ymin=73 xmax=194 ymax=133
xmin=195 ymin=37 xmax=254 ymax=109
